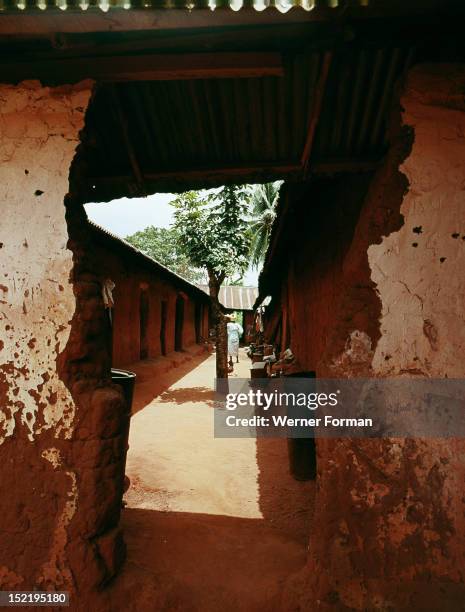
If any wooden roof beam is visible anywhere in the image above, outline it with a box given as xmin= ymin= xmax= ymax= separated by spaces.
xmin=1 ymin=52 xmax=284 ymax=84
xmin=88 ymin=161 xmax=301 ymax=185
xmin=300 ymin=50 xmax=332 ymax=176
xmin=81 ymin=161 xmax=302 ymax=200
xmin=109 ymin=86 xmax=144 ymax=190
xmin=312 ymin=156 xmax=382 ymax=174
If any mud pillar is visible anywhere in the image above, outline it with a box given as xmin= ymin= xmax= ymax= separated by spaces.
xmin=0 ymin=81 xmax=127 ymax=598
xmin=288 ymin=64 xmax=465 ymax=610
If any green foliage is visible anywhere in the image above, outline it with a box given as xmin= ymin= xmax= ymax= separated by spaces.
xmin=172 ymin=186 xmax=251 ymax=285
xmin=125 ymin=225 xmax=205 ymax=284
xmin=248 ymin=181 xmax=282 ymax=267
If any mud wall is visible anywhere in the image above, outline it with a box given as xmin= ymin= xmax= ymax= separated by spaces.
xmin=0 ymin=81 xmax=137 ymax=603
xmin=0 ymin=81 xmax=101 ymax=592
xmin=280 ymin=174 xmax=373 ymax=372
xmin=279 ymin=64 xmax=465 ymax=609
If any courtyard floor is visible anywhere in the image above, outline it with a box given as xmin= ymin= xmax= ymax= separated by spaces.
xmin=107 ymin=349 xmax=314 ymax=611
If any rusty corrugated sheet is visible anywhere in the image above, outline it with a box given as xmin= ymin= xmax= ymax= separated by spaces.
xmin=81 ymin=41 xmax=414 ymax=198
xmin=198 ymin=285 xmax=258 ymax=310
xmin=86 ymin=52 xmax=322 ymax=174
xmin=313 ymin=45 xmax=415 ymax=161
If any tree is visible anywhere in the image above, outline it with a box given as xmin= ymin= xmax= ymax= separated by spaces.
xmin=125 ymin=225 xmax=205 ymax=284
xmin=172 ymin=187 xmax=250 ymax=379
xmin=248 ymin=181 xmax=282 ymax=267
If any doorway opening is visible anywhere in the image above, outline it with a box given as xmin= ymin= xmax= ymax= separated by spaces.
xmin=139 ymin=286 xmax=149 ymax=360
xmin=79 ymin=182 xmax=314 ymax=611
xmin=174 ymin=294 xmax=185 ymax=352
xmin=195 ymin=302 xmax=202 ymax=344
xmin=74 ymin=72 xmax=318 ymax=606
xmin=160 ymin=300 xmax=168 ymax=356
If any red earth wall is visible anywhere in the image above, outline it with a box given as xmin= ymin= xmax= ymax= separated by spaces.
xmin=89 ymin=237 xmax=210 ymax=367
xmin=276 ymin=65 xmax=465 ymax=610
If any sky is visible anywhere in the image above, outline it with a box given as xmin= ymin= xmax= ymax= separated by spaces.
xmin=85 ymin=193 xmax=260 ymax=285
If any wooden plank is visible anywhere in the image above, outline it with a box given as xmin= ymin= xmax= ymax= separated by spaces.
xmin=1 ymin=51 xmax=284 ymax=83
xmin=84 ymin=156 xmax=380 ymax=197
xmin=300 ymin=50 xmax=332 ymax=175
xmin=0 ymin=9 xmax=335 ymax=36
xmin=88 ymin=161 xmax=301 ymax=184
xmin=0 ymin=2 xmax=449 ymax=36
xmin=312 ymin=157 xmax=381 ymax=174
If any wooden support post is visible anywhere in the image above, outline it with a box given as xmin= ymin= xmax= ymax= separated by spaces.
xmin=0 ymin=52 xmax=284 ymax=84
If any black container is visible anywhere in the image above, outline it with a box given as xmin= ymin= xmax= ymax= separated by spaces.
xmin=285 ymin=371 xmax=317 ymax=481
xmin=111 ymin=369 xmax=136 ymax=505
xmin=111 ymin=368 xmax=136 ymax=413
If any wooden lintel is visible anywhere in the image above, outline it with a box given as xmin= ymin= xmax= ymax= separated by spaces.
xmin=87 ymin=162 xmax=301 ymax=186
xmin=0 ymin=9 xmax=330 ymax=36
xmin=1 ymin=52 xmax=284 ymax=84
xmin=312 ymin=157 xmax=382 ymax=174
xmin=0 ymin=2 xmax=452 ymax=36
xmin=300 ymin=50 xmax=332 ymax=175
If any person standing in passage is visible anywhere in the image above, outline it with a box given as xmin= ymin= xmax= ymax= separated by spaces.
xmin=227 ymin=312 xmax=243 ymax=367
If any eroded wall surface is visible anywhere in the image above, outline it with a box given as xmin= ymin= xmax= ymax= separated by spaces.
xmin=280 ymin=65 xmax=465 ymax=610
xmin=0 ymin=81 xmax=91 ymax=444
xmin=369 ymin=67 xmax=465 ymax=378
xmin=0 ymin=81 xmax=100 ymax=593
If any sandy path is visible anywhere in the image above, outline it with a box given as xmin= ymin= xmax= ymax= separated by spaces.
xmin=125 ymin=351 xmax=261 ymax=518
xmin=110 ymin=349 xmax=314 ymax=611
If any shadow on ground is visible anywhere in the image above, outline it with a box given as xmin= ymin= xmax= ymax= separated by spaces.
xmin=257 ymin=437 xmax=315 ymax=545
xmin=126 ymin=348 xmax=212 ymax=414
xmin=114 ymin=349 xmax=316 ymax=611
xmin=157 ymin=386 xmax=215 ymax=405
xmin=107 ymin=508 xmax=307 ymax=612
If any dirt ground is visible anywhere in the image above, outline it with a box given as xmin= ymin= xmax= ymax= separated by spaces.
xmin=105 ymin=349 xmax=315 ymax=612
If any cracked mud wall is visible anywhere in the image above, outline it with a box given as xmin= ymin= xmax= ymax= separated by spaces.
xmin=0 ymin=81 xmax=92 ymax=591
xmin=0 ymin=81 xmax=127 ymax=599
xmin=0 ymin=81 xmax=91 ymax=446
xmin=281 ymin=64 xmax=465 ymax=610
xmin=369 ymin=65 xmax=465 ymax=378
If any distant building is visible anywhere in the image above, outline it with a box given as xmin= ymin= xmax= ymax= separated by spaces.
xmin=198 ymin=284 xmax=258 ymax=343
xmin=90 ymin=222 xmax=211 ymax=367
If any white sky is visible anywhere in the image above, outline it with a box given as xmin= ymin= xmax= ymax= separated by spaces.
xmin=85 ymin=193 xmax=259 ymax=285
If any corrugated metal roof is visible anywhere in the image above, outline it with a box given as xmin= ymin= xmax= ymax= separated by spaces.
xmin=0 ymin=0 xmax=366 ymax=13
xmin=85 ymin=52 xmax=322 ymax=176
xmin=198 ymin=285 xmax=258 ymax=310
xmin=79 ymin=41 xmax=413 ymax=199
xmin=313 ymin=45 xmax=414 ymax=160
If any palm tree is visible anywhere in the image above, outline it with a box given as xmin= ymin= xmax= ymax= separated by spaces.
xmin=248 ymin=181 xmax=282 ymax=268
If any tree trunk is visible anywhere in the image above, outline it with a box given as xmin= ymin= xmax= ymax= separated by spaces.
xmin=208 ymin=272 xmax=228 ymax=380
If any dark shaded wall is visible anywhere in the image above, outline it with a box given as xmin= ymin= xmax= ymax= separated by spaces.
xmin=265 ymin=65 xmax=465 ymax=610
xmin=267 ymin=65 xmax=465 ymax=610
xmin=278 ymin=173 xmax=374 ymax=372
